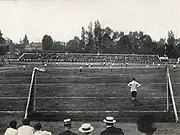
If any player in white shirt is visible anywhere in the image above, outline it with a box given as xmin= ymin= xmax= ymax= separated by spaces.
xmin=173 ymin=64 xmax=176 ymax=72
xmin=4 ymin=120 xmax=17 ymax=135
xmin=17 ymin=119 xmax=34 ymax=135
xmin=127 ymin=78 xmax=141 ymax=105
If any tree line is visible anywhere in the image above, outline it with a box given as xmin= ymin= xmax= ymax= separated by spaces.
xmin=1 ymin=20 xmax=180 ymax=58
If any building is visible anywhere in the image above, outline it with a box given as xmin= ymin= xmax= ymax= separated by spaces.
xmin=25 ymin=42 xmax=42 ymax=52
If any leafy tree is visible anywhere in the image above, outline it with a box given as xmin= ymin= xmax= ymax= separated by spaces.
xmin=65 ymin=36 xmax=82 ymax=53
xmin=22 ymin=34 xmax=29 ymax=46
xmin=85 ymin=22 xmax=96 ymax=53
xmin=51 ymin=41 xmax=65 ymax=52
xmin=42 ymin=35 xmax=53 ymax=51
xmin=0 ymin=30 xmax=6 ymax=44
xmin=94 ymin=20 xmax=102 ymax=53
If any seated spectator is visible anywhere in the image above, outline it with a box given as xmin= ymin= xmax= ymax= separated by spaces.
xmin=79 ymin=123 xmax=94 ymax=135
xmin=17 ymin=119 xmax=34 ymax=135
xmin=4 ymin=120 xmax=17 ymax=135
xmin=137 ymin=115 xmax=157 ymax=135
xmin=58 ymin=119 xmax=77 ymax=135
xmin=100 ymin=117 xmax=124 ymax=135
xmin=33 ymin=123 xmax=51 ymax=135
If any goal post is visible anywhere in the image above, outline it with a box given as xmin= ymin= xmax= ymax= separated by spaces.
xmin=24 ymin=67 xmax=45 ymax=119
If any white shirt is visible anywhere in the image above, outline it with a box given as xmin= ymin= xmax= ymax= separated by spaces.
xmin=33 ymin=130 xmax=51 ymax=135
xmin=4 ymin=127 xmax=17 ymax=135
xmin=128 ymin=80 xmax=141 ymax=92
xmin=173 ymin=65 xmax=176 ymax=68
xmin=17 ymin=125 xmax=34 ymax=135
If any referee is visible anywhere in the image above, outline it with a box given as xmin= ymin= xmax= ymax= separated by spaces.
xmin=128 ymin=78 xmax=141 ymax=105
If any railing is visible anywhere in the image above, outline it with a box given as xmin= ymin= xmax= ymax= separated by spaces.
xmin=166 ymin=67 xmax=179 ymax=123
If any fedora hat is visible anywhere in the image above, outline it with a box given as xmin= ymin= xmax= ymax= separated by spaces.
xmin=63 ymin=119 xmax=71 ymax=125
xmin=103 ymin=117 xmax=116 ymax=123
xmin=79 ymin=123 xmax=94 ymax=133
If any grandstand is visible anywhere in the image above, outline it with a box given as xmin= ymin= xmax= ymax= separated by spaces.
xmin=18 ymin=53 xmax=161 ymax=64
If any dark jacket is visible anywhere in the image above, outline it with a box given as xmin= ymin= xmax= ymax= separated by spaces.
xmin=100 ymin=126 xmax=124 ymax=135
xmin=58 ymin=130 xmax=77 ymax=135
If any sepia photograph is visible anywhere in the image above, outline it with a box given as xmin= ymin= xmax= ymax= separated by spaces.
xmin=0 ymin=0 xmax=180 ymax=134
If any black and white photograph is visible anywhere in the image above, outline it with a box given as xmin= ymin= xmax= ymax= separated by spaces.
xmin=0 ymin=0 xmax=180 ymax=134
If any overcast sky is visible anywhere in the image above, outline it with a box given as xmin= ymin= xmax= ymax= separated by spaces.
xmin=0 ymin=0 xmax=180 ymax=43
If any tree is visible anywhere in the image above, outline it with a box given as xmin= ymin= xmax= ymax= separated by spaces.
xmin=94 ymin=20 xmax=102 ymax=53
xmin=65 ymin=36 xmax=82 ymax=53
xmin=22 ymin=34 xmax=29 ymax=45
xmin=0 ymin=30 xmax=6 ymax=44
xmin=42 ymin=35 xmax=53 ymax=51
xmin=167 ymin=30 xmax=177 ymax=57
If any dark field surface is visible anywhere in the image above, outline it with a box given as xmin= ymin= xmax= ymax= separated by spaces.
xmin=0 ymin=64 xmax=180 ymax=135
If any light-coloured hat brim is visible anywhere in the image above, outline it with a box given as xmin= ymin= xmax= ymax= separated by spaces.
xmin=79 ymin=126 xmax=94 ymax=133
xmin=103 ymin=119 xmax=116 ymax=123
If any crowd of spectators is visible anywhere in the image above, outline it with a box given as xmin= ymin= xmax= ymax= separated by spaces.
xmin=4 ymin=115 xmax=157 ymax=135
xmin=19 ymin=53 xmax=161 ymax=64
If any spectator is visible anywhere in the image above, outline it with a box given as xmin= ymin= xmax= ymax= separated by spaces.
xmin=58 ymin=119 xmax=77 ymax=135
xmin=100 ymin=117 xmax=124 ymax=135
xmin=137 ymin=115 xmax=157 ymax=135
xmin=17 ymin=119 xmax=34 ymax=135
xmin=4 ymin=120 xmax=17 ymax=135
xmin=33 ymin=123 xmax=51 ymax=135
xmin=79 ymin=123 xmax=94 ymax=135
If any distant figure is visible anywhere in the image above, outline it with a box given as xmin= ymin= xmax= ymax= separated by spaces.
xmin=17 ymin=119 xmax=34 ymax=135
xmin=157 ymin=64 xmax=160 ymax=68
xmin=137 ymin=115 xmax=157 ymax=135
xmin=44 ymin=63 xmax=47 ymax=68
xmin=23 ymin=65 xmax=26 ymax=70
xmin=127 ymin=78 xmax=141 ymax=105
xmin=103 ymin=62 xmax=106 ymax=66
xmin=4 ymin=120 xmax=17 ymax=135
xmin=79 ymin=123 xmax=94 ymax=135
xmin=173 ymin=64 xmax=176 ymax=72
xmin=58 ymin=119 xmax=77 ymax=135
xmin=100 ymin=117 xmax=124 ymax=135
xmin=79 ymin=66 xmax=83 ymax=72
xmin=33 ymin=123 xmax=51 ymax=135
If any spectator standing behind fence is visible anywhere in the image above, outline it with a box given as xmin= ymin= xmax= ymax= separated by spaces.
xmin=4 ymin=120 xmax=17 ymax=135
xmin=58 ymin=119 xmax=77 ymax=135
xmin=33 ymin=123 xmax=51 ymax=135
xmin=17 ymin=119 xmax=34 ymax=135
xmin=127 ymin=78 xmax=141 ymax=106
xmin=79 ymin=123 xmax=94 ymax=135
xmin=100 ymin=117 xmax=124 ymax=135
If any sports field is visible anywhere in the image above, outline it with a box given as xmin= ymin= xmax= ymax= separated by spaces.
xmin=0 ymin=63 xmax=180 ymax=135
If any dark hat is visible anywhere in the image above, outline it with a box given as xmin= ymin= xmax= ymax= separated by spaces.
xmin=34 ymin=123 xmax=42 ymax=130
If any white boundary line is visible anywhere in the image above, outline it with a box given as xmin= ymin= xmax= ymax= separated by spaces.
xmin=0 ymin=96 xmax=172 ymax=99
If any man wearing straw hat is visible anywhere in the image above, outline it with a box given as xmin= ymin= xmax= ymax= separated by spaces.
xmin=79 ymin=123 xmax=94 ymax=135
xmin=100 ymin=117 xmax=124 ymax=135
xmin=58 ymin=119 xmax=77 ymax=135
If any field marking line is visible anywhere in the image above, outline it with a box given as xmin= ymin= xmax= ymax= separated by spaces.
xmin=36 ymin=110 xmax=168 ymax=113
xmin=0 ymin=96 xmax=172 ymax=99
xmin=0 ymin=82 xmax=169 ymax=85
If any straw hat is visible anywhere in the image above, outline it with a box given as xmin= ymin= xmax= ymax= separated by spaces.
xmin=79 ymin=123 xmax=94 ymax=133
xmin=63 ymin=119 xmax=71 ymax=125
xmin=103 ymin=117 xmax=116 ymax=124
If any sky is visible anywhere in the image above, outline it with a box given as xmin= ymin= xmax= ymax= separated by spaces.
xmin=0 ymin=0 xmax=180 ymax=43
